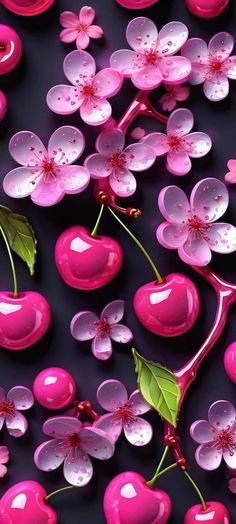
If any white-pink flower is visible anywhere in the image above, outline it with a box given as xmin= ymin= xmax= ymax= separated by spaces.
xmin=34 ymin=416 xmax=114 ymax=486
xmin=47 ymin=50 xmax=123 ymax=126
xmin=181 ymin=32 xmax=236 ymax=101
xmin=3 ymin=126 xmax=90 ymax=207
xmin=110 ymin=17 xmax=191 ymax=90
xmin=0 ymin=446 xmax=9 ymax=478
xmin=159 ymin=84 xmax=190 ymax=112
xmin=60 ymin=7 xmax=103 ymax=50
xmin=225 ymin=159 xmax=236 ymax=184
xmin=84 ymin=128 xmax=156 ymax=197
xmin=142 ymin=108 xmax=212 ymax=176
xmin=0 ymin=386 xmax=34 ymax=438
xmin=94 ymin=380 xmax=153 ymax=446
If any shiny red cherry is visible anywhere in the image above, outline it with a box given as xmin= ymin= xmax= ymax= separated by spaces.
xmin=115 ymin=0 xmax=158 ymax=8
xmin=0 ymin=291 xmax=51 ymax=350
xmin=0 ymin=91 xmax=7 ymax=121
xmin=0 ymin=25 xmax=23 ymax=75
xmin=1 ymin=0 xmax=55 ymax=16
xmin=33 ymin=367 xmax=76 ymax=409
xmin=0 ymin=480 xmax=57 ymax=523
xmin=133 ymin=273 xmax=200 ymax=337
xmin=55 ymin=225 xmax=123 ymax=291
xmin=184 ymin=502 xmax=230 ymax=523
xmin=185 ymin=0 xmax=229 ymax=18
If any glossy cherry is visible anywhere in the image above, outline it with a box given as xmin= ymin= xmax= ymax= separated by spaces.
xmin=33 ymin=367 xmax=76 ymax=409
xmin=133 ymin=273 xmax=200 ymax=337
xmin=0 ymin=481 xmax=57 ymax=524
xmin=0 ymin=0 xmax=55 ymax=16
xmin=184 ymin=502 xmax=230 ymax=523
xmin=104 ymin=471 xmax=171 ymax=524
xmin=0 ymin=291 xmax=51 ymax=350
xmin=224 ymin=341 xmax=236 ymax=384
xmin=0 ymin=91 xmax=7 ymax=121
xmin=0 ymin=25 xmax=23 ymax=75
xmin=115 ymin=0 xmax=158 ymax=8
xmin=185 ymin=0 xmax=229 ymax=18
xmin=55 ymin=225 xmax=123 ymax=291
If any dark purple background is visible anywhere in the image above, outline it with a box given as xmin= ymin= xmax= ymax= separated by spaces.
xmin=1 ymin=0 xmax=236 ymax=522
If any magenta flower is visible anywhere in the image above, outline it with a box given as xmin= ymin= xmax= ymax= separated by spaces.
xmin=110 ymin=17 xmax=191 ymax=90
xmin=190 ymin=400 xmax=236 ymax=471
xmin=142 ymin=108 xmax=212 ymax=176
xmin=159 ymin=84 xmax=190 ymax=112
xmin=229 ymin=477 xmax=236 ymax=493
xmin=70 ymin=300 xmax=133 ymax=361
xmin=157 ymin=178 xmax=236 ymax=266
xmin=181 ymin=32 xmax=236 ymax=102
xmin=47 ymin=50 xmax=122 ymax=126
xmin=84 ymin=128 xmax=156 ymax=197
xmin=94 ymin=380 xmax=153 ymax=446
xmin=59 ymin=7 xmax=103 ymax=50
xmin=225 ymin=159 xmax=236 ymax=184
xmin=3 ymin=126 xmax=89 ymax=207
xmin=0 ymin=386 xmax=34 ymax=438
xmin=0 ymin=446 xmax=9 ymax=478
xmin=34 ymin=416 xmax=114 ymax=486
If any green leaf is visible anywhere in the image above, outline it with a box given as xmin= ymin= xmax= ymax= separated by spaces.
xmin=132 ymin=348 xmax=181 ymax=427
xmin=0 ymin=205 xmax=37 ymax=275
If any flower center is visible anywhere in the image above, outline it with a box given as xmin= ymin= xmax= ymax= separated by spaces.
xmin=110 ymin=152 xmax=126 ymax=170
xmin=0 ymin=399 xmax=15 ymax=417
xmin=168 ymin=135 xmax=181 ymax=149
xmin=69 ymin=433 xmax=80 ymax=448
xmin=215 ymin=427 xmax=236 ymax=455
xmin=98 ymin=320 xmax=111 ymax=335
xmin=187 ymin=214 xmax=210 ymax=239
xmin=77 ymin=23 xmax=87 ymax=33
xmin=82 ymin=84 xmax=94 ymax=97
xmin=116 ymin=401 xmax=134 ymax=422
xmin=144 ymin=50 xmax=158 ymax=65
xmin=42 ymin=160 xmax=54 ymax=173
xmin=209 ymin=57 xmax=223 ymax=73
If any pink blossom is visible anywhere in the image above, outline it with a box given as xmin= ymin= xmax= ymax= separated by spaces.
xmin=157 ymin=178 xmax=236 ymax=266
xmin=47 ymin=50 xmax=122 ymax=126
xmin=190 ymin=400 xmax=236 ymax=471
xmin=181 ymin=32 xmax=236 ymax=101
xmin=3 ymin=127 xmax=90 ymax=207
xmin=225 ymin=159 xmax=236 ymax=184
xmin=70 ymin=300 xmax=133 ymax=361
xmin=110 ymin=17 xmax=191 ymax=90
xmin=0 ymin=386 xmax=34 ymax=438
xmin=84 ymin=128 xmax=155 ymax=197
xmin=0 ymin=446 xmax=9 ymax=478
xmin=59 ymin=7 xmax=103 ymax=50
xmin=34 ymin=416 xmax=114 ymax=486
xmin=130 ymin=127 xmax=146 ymax=140
xmin=94 ymin=380 xmax=153 ymax=446
xmin=159 ymin=84 xmax=190 ymax=112
xmin=142 ymin=108 xmax=212 ymax=176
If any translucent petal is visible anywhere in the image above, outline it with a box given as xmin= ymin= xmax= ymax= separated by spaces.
xmin=79 ymin=426 xmax=115 ymax=458
xmin=109 ymin=168 xmax=137 ymax=197
xmin=208 ymin=400 xmax=236 ymax=430
xmin=124 ymin=143 xmax=155 ymax=171
xmin=190 ymin=178 xmax=229 ymax=222
xmin=126 ymin=17 xmax=158 ymax=52
xmin=76 ymin=33 xmax=90 ymax=50
xmin=158 ymin=185 xmax=190 ymax=223
xmin=93 ymin=69 xmax=122 ymax=98
xmin=96 ymin=128 xmax=125 ymax=156
xmin=97 ymin=380 xmax=128 ymax=412
xmin=84 ymin=154 xmax=111 ymax=179
xmin=101 ymin=300 xmax=124 ymax=324
xmin=7 ymin=386 xmax=34 ymax=411
xmin=142 ymin=133 xmax=169 ymax=156
xmin=80 ymin=98 xmax=112 ymax=126
xmin=167 ymin=108 xmax=194 ymax=137
xmin=47 ymin=85 xmax=82 ymax=115
xmin=195 ymin=444 xmax=222 ymax=471
xmin=91 ymin=333 xmax=112 ymax=361
xmin=79 ymin=5 xmax=95 ymax=25
xmin=178 ymin=237 xmax=212 ymax=267
xmin=43 ymin=416 xmax=82 ymax=438
xmin=60 ymin=28 xmax=78 ymax=44
xmin=181 ymin=38 xmax=208 ymax=63
xmin=223 ymin=449 xmax=236 ymax=469
xmin=59 ymin=165 xmax=90 ymax=194
xmin=208 ymin=223 xmax=236 ymax=254
xmin=166 ymin=150 xmax=192 ymax=176
xmin=156 ymin=222 xmax=188 ymax=249
xmin=9 ymin=131 xmax=46 ymax=167
xmin=63 ymin=50 xmax=96 ymax=85
xmin=203 ymin=74 xmax=229 ymax=101
xmin=132 ymin=65 xmax=162 ymax=90
xmin=34 ymin=440 xmax=66 ymax=471
xmin=31 ymin=178 xmax=64 ymax=207
xmin=158 ymin=21 xmax=189 ymax=55
xmin=129 ymin=390 xmax=151 ymax=415
xmin=182 ymin=132 xmax=212 ymax=158
xmin=224 ymin=55 xmax=236 ymax=79
xmin=48 ymin=126 xmax=85 ymax=164
xmin=60 ymin=11 xmax=79 ymax=28
xmin=208 ymin=32 xmax=234 ymax=60
xmin=124 ymin=417 xmax=153 ymax=446
xmin=63 ymin=448 xmax=93 ymax=486
xmin=6 ymin=411 xmax=28 ymax=438
xmin=87 ymin=25 xmax=104 ymax=39
xmin=110 ymin=324 xmax=133 ymax=344
xmin=190 ymin=420 xmax=217 ymax=444
xmin=94 ymin=413 xmax=123 ymax=441
xmin=3 ymin=167 xmax=40 ymax=198
xmin=110 ymin=50 xmax=140 ymax=75
xmin=159 ymin=56 xmax=191 ymax=85
xmin=70 ymin=311 xmax=99 ymax=341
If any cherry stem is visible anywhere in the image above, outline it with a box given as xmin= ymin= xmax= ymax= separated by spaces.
xmin=184 ymin=471 xmax=207 ymax=511
xmin=116 ymin=90 xmax=168 ymax=134
xmin=107 ymin=206 xmax=163 ymax=284
xmin=0 ymin=224 xmax=18 ymax=297
xmin=147 ymin=463 xmax=178 ymax=487
xmin=45 ymin=485 xmax=78 ymax=501
xmin=91 ymin=204 xmax=105 ymax=237
xmin=147 ymin=446 xmax=169 ymax=486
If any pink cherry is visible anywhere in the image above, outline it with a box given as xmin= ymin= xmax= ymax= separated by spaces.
xmin=0 ymin=91 xmax=7 ymax=122
xmin=55 ymin=226 xmax=123 ymax=291
xmin=0 ymin=25 xmax=23 ymax=75
xmin=104 ymin=471 xmax=171 ymax=524
xmin=185 ymin=0 xmax=229 ymax=18
xmin=33 ymin=367 xmax=76 ymax=409
xmin=133 ymin=273 xmax=200 ymax=337
xmin=115 ymin=0 xmax=158 ymax=8
xmin=184 ymin=502 xmax=230 ymax=523
xmin=0 ymin=291 xmax=51 ymax=350
xmin=0 ymin=480 xmax=57 ymax=524
xmin=224 ymin=342 xmax=236 ymax=384
xmin=1 ymin=0 xmax=55 ymax=16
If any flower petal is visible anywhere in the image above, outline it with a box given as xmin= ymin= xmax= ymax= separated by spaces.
xmin=225 ymin=171 xmax=236 ymax=184
xmin=183 ymin=132 xmax=212 ymax=158
xmin=80 ymin=98 xmax=112 ymax=126
xmin=70 ymin=311 xmax=99 ymax=341
xmin=109 ymin=168 xmax=137 ymax=197
xmin=60 ymin=11 xmax=79 ymax=28
xmin=181 ymin=38 xmax=208 ymax=64
xmin=0 ymin=465 xmax=7 ymax=478
xmin=174 ymin=85 xmax=190 ymax=101
xmin=84 ymin=153 xmax=111 ymax=179
xmin=59 ymin=165 xmax=90 ymax=194
xmin=97 ymin=379 xmax=128 ymax=412
xmin=63 ymin=448 xmax=93 ymax=486
xmin=190 ymin=420 xmax=217 ymax=444
xmin=227 ymin=159 xmax=236 ymax=171
xmin=158 ymin=185 xmax=190 ymax=223
xmin=79 ymin=426 xmax=115 ymax=459
xmin=87 ymin=25 xmax=103 ymax=39
xmin=167 ymin=108 xmax=194 ymax=137
xmin=3 ymin=167 xmax=39 ymax=198
xmin=208 ymin=400 xmax=236 ymax=430
xmin=158 ymin=21 xmax=188 ymax=55
xmin=156 ymin=222 xmax=188 ymax=249
xmin=34 ymin=439 xmax=66 ymax=471
xmin=124 ymin=143 xmax=155 ymax=171
xmin=94 ymin=413 xmax=122 ymax=441
xmin=93 ymin=69 xmax=122 ymax=98
xmin=195 ymin=443 xmax=222 ymax=471
xmin=60 ymin=28 xmax=78 ymax=44
xmin=129 ymin=390 xmax=151 ymax=415
xmin=31 ymin=178 xmax=64 ymax=207
xmin=47 ymin=85 xmax=82 ymax=115
xmin=159 ymin=93 xmax=176 ymax=112
xmin=76 ymin=33 xmax=90 ymax=50
xmin=126 ymin=17 xmax=158 ymax=52
xmin=0 ymin=416 xmax=4 ymax=431
xmin=0 ymin=388 xmax=6 ymax=402
xmin=207 ymin=223 xmax=236 ymax=253
xmin=79 ymin=5 xmax=95 ymax=25
xmin=110 ymin=324 xmax=133 ymax=344
xmin=159 ymin=56 xmax=191 ymax=85
xmin=132 ymin=65 xmax=162 ymax=90
xmin=0 ymin=446 xmax=9 ymax=464
xmin=7 ymin=386 xmax=34 ymax=411
xmin=178 ymin=237 xmax=212 ymax=266
xmin=166 ymin=150 xmax=192 ymax=176
xmin=208 ymin=32 xmax=234 ymax=60
xmin=43 ymin=416 xmax=82 ymax=438
xmin=63 ymin=50 xmax=96 ymax=85
xmin=223 ymin=448 xmax=236 ymax=469
xmin=9 ymin=131 xmax=46 ymax=167
xmin=142 ymin=133 xmax=170 ymax=156
xmin=48 ymin=126 xmax=85 ymax=164
xmin=101 ymin=300 xmax=124 ymax=324
xmin=110 ymin=50 xmax=141 ymax=76
xmin=91 ymin=333 xmax=112 ymax=361
xmin=124 ymin=417 xmax=153 ymax=446
xmin=203 ymin=74 xmax=229 ymax=101
xmin=190 ymin=178 xmax=229 ymax=222
xmin=224 ymin=55 xmax=236 ymax=79
xmin=6 ymin=411 xmax=28 ymax=438
xmin=96 ymin=128 xmax=125 ymax=156
xmin=229 ymin=478 xmax=236 ymax=493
